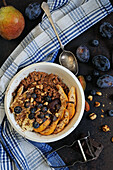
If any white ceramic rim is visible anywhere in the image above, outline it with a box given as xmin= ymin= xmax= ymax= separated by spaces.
xmin=5 ymin=62 xmax=85 ymax=143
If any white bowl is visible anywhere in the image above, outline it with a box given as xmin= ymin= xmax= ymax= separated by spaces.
xmin=5 ymin=62 xmax=85 ymax=143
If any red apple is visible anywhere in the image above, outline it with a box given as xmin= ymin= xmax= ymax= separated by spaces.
xmin=0 ymin=6 xmax=25 ymax=40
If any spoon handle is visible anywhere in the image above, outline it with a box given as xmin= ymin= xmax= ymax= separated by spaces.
xmin=41 ymin=2 xmax=64 ymax=50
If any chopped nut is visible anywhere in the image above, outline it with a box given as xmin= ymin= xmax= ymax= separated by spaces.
xmin=47 ymin=109 xmax=52 ymax=114
xmin=41 ymin=93 xmax=45 ymax=96
xmin=25 ymin=99 xmax=29 ymax=102
xmin=101 ymin=109 xmax=104 ymax=113
xmin=89 ymin=113 xmax=97 ymax=120
xmin=102 ymin=125 xmax=110 ymax=132
xmin=30 ymin=98 xmax=34 ymax=103
xmin=32 ymin=82 xmax=37 ymax=85
xmin=33 ymin=101 xmax=37 ymax=106
xmin=95 ymin=102 xmax=100 ymax=107
xmin=55 ymin=113 xmax=59 ymax=117
xmin=88 ymin=95 xmax=93 ymax=101
xmin=36 ymin=85 xmax=43 ymax=89
xmin=19 ymin=101 xmax=23 ymax=104
xmin=96 ymin=91 xmax=102 ymax=96
xmin=36 ymin=118 xmax=43 ymax=124
xmin=44 ymin=102 xmax=48 ymax=105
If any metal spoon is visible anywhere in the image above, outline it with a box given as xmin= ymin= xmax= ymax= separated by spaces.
xmin=41 ymin=2 xmax=78 ymax=75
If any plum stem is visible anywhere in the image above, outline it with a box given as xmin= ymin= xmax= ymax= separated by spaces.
xmin=3 ymin=0 xmax=7 ymax=6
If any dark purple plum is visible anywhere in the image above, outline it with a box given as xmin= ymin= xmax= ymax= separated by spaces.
xmin=25 ymin=2 xmax=42 ymax=20
xmin=97 ymin=75 xmax=113 ymax=88
xmin=76 ymin=45 xmax=90 ymax=63
xmin=100 ymin=22 xmax=113 ymax=39
xmin=92 ymin=55 xmax=110 ymax=71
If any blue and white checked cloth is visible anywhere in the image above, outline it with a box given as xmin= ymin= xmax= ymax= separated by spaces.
xmin=0 ymin=0 xmax=113 ymax=169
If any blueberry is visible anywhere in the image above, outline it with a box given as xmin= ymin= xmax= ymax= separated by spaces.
xmin=91 ymin=40 xmax=99 ymax=47
xmin=33 ymin=121 xmax=40 ymax=128
xmin=28 ymin=113 xmax=35 ymax=119
xmin=14 ymin=106 xmax=22 ymax=114
xmin=37 ymin=103 xmax=43 ymax=108
xmin=92 ymin=55 xmax=110 ymax=71
xmin=43 ymin=118 xmax=47 ymax=123
xmin=100 ymin=22 xmax=113 ymax=39
xmin=76 ymin=45 xmax=90 ymax=63
xmin=38 ymin=113 xmax=45 ymax=119
xmin=24 ymin=101 xmax=30 ymax=108
xmin=41 ymin=106 xmax=48 ymax=113
xmin=108 ymin=110 xmax=113 ymax=117
xmin=30 ymin=107 xmax=37 ymax=114
xmin=31 ymin=93 xmax=37 ymax=99
xmin=25 ymin=2 xmax=42 ymax=20
xmin=45 ymin=96 xmax=51 ymax=102
xmin=86 ymin=75 xmax=92 ymax=82
xmin=90 ymin=90 xmax=96 ymax=96
xmin=97 ymin=74 xmax=113 ymax=88
xmin=93 ymin=70 xmax=100 ymax=77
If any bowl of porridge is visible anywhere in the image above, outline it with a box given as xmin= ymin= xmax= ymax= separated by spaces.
xmin=5 ymin=62 xmax=85 ymax=143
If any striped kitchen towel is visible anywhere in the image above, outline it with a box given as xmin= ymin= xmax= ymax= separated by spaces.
xmin=0 ymin=0 xmax=113 ymax=169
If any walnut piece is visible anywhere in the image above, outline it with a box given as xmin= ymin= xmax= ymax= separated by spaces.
xmin=102 ymin=125 xmax=110 ymax=132
xmin=89 ymin=113 xmax=97 ymax=120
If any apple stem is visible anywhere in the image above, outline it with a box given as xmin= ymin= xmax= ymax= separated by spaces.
xmin=3 ymin=0 xmax=7 ymax=6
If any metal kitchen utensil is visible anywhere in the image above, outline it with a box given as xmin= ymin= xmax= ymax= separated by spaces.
xmin=46 ymin=132 xmax=103 ymax=168
xmin=41 ymin=2 xmax=78 ymax=75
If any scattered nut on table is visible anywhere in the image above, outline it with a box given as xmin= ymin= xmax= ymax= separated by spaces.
xmin=88 ymin=95 xmax=93 ymax=101
xmin=95 ymin=101 xmax=101 ymax=107
xmin=89 ymin=113 xmax=97 ymax=120
xmin=102 ymin=125 xmax=110 ymax=132
xmin=96 ymin=91 xmax=102 ymax=96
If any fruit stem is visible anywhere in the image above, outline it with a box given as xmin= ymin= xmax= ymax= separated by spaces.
xmin=2 ymin=0 xmax=7 ymax=6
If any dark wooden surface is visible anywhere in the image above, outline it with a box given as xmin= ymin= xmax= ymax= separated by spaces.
xmin=0 ymin=1 xmax=113 ymax=170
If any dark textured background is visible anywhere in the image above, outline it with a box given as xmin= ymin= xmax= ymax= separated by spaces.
xmin=0 ymin=0 xmax=113 ymax=169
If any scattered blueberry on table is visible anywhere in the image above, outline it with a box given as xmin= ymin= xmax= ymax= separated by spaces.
xmin=90 ymin=90 xmax=96 ymax=96
xmin=91 ymin=40 xmax=99 ymax=47
xmin=86 ymin=75 xmax=92 ymax=82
